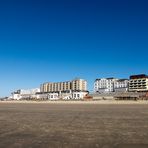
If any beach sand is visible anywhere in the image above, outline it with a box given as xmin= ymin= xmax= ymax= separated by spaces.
xmin=1 ymin=100 xmax=148 ymax=104
xmin=0 ymin=101 xmax=148 ymax=148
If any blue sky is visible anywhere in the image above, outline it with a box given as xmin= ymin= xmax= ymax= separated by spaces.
xmin=0 ymin=0 xmax=148 ymax=96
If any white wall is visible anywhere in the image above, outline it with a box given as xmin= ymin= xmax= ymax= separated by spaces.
xmin=94 ymin=78 xmax=117 ymax=93
xmin=48 ymin=93 xmax=59 ymax=100
xmin=94 ymin=78 xmax=129 ymax=93
xmin=72 ymin=92 xmax=88 ymax=99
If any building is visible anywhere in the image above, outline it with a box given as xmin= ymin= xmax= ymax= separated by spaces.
xmin=71 ymin=91 xmax=88 ymax=100
xmin=40 ymin=78 xmax=88 ymax=100
xmin=48 ymin=92 xmax=59 ymax=100
xmin=9 ymin=88 xmax=40 ymax=100
xmin=94 ymin=78 xmax=118 ymax=93
xmin=129 ymin=74 xmax=148 ymax=92
xmin=35 ymin=93 xmax=48 ymax=100
xmin=94 ymin=78 xmax=129 ymax=93
xmin=114 ymin=79 xmax=129 ymax=92
xmin=41 ymin=78 xmax=87 ymax=93
xmin=40 ymin=81 xmax=71 ymax=93
xmin=71 ymin=79 xmax=87 ymax=91
xmin=52 ymin=81 xmax=70 ymax=92
xmin=60 ymin=91 xmax=88 ymax=100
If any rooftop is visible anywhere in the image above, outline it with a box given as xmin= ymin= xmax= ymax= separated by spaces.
xmin=130 ymin=74 xmax=148 ymax=79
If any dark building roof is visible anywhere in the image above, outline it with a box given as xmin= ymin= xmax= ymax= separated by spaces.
xmin=106 ymin=77 xmax=115 ymax=80
xmin=95 ymin=79 xmax=101 ymax=81
xmin=130 ymin=74 xmax=148 ymax=79
xmin=95 ymin=78 xmax=115 ymax=81
xmin=117 ymin=79 xmax=129 ymax=82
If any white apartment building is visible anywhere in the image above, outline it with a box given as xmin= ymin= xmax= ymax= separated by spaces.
xmin=114 ymin=79 xmax=129 ymax=92
xmin=94 ymin=78 xmax=129 ymax=93
xmin=129 ymin=74 xmax=148 ymax=92
xmin=94 ymin=78 xmax=118 ymax=93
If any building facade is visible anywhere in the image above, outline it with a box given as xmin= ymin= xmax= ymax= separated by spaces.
xmin=40 ymin=78 xmax=88 ymax=100
xmin=129 ymin=74 xmax=148 ymax=92
xmin=41 ymin=78 xmax=87 ymax=93
xmin=9 ymin=88 xmax=40 ymax=100
xmin=94 ymin=78 xmax=129 ymax=93
xmin=40 ymin=81 xmax=71 ymax=93
xmin=94 ymin=78 xmax=118 ymax=93
xmin=114 ymin=79 xmax=129 ymax=92
xmin=71 ymin=79 xmax=87 ymax=91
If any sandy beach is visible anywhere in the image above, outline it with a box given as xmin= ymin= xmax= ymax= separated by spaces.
xmin=1 ymin=101 xmax=148 ymax=148
xmin=1 ymin=100 xmax=148 ymax=104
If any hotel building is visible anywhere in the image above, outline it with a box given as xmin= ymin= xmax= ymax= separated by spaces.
xmin=129 ymin=74 xmax=148 ymax=92
xmin=94 ymin=78 xmax=118 ymax=93
xmin=40 ymin=78 xmax=88 ymax=100
xmin=41 ymin=78 xmax=87 ymax=93
xmin=71 ymin=79 xmax=87 ymax=91
xmin=40 ymin=81 xmax=71 ymax=93
xmin=94 ymin=78 xmax=129 ymax=93
xmin=114 ymin=79 xmax=129 ymax=92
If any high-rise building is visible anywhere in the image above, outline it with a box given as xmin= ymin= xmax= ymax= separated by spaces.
xmin=71 ymin=79 xmax=87 ymax=91
xmin=40 ymin=78 xmax=87 ymax=93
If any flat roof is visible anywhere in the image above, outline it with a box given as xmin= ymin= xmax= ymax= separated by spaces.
xmin=130 ymin=74 xmax=148 ymax=79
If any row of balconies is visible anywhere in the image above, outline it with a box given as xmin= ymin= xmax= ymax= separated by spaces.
xmin=130 ymin=80 xmax=146 ymax=82
xmin=130 ymin=86 xmax=146 ymax=88
xmin=129 ymin=87 xmax=147 ymax=89
xmin=129 ymin=84 xmax=146 ymax=86
xmin=130 ymin=82 xmax=146 ymax=84
xmin=95 ymin=85 xmax=127 ymax=87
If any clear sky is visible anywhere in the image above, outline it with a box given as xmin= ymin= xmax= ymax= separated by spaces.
xmin=0 ymin=0 xmax=148 ymax=97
